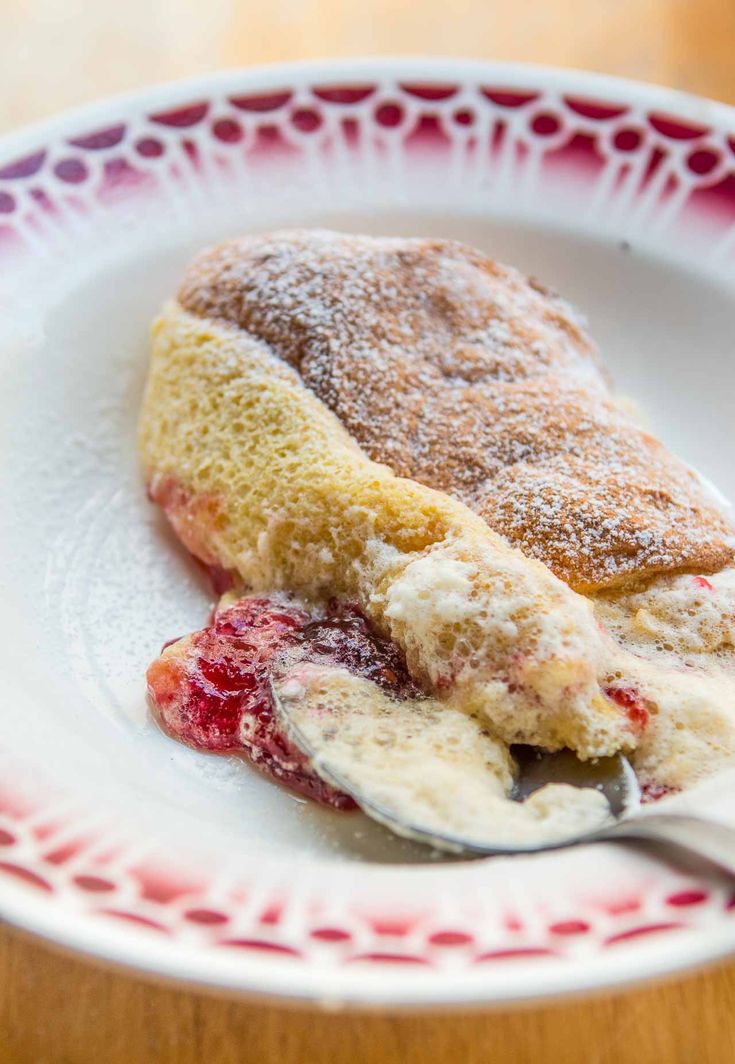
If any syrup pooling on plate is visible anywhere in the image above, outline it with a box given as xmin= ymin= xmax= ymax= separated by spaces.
xmin=146 ymin=594 xmax=417 ymax=810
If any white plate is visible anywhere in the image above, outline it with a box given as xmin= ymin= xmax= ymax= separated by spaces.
xmin=1 ymin=58 xmax=735 ymax=1008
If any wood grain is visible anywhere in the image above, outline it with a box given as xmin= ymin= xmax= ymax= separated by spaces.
xmin=3 ymin=922 xmax=735 ymax=1064
xmin=3 ymin=1 xmax=735 ymax=1060
xmin=3 ymin=0 xmax=735 ymax=135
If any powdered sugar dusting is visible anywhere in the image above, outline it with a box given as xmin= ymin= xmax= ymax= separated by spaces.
xmin=179 ymin=230 xmax=734 ymax=591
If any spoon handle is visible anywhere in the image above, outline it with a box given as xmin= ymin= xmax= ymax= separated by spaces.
xmin=603 ymin=813 xmax=735 ymax=877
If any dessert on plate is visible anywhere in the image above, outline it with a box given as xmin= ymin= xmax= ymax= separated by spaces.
xmin=139 ymin=230 xmax=735 ymax=848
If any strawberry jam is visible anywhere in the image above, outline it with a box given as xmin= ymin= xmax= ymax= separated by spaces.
xmin=605 ymin=685 xmax=650 ymax=733
xmin=640 ymin=782 xmax=673 ymax=803
xmin=147 ymin=596 xmax=416 ymax=810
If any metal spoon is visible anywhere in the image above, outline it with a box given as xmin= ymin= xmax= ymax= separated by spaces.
xmin=271 ymin=672 xmax=735 ymax=874
xmin=507 ymin=748 xmax=735 ymax=878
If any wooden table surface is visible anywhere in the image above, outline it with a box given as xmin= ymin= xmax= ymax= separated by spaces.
xmin=3 ymin=1 xmax=735 ymax=1060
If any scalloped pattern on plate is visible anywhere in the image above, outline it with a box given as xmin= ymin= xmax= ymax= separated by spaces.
xmin=2 ymin=72 xmax=735 ymax=268
xmin=1 ymin=61 xmax=735 ymax=1004
xmin=1 ymin=772 xmax=734 ymax=970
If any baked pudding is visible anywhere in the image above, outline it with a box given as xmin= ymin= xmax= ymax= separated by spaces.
xmin=140 ymin=231 xmax=735 ymax=846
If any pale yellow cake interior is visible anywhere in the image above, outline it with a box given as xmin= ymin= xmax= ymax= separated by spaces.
xmin=139 ymin=302 xmax=735 ymax=808
xmin=140 ymin=303 xmax=634 ymax=759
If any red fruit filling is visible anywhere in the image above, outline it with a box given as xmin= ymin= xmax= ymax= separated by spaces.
xmin=605 ymin=685 xmax=650 ymax=732
xmin=205 ymin=563 xmax=234 ymax=595
xmin=147 ymin=474 xmax=224 ymax=572
xmin=147 ymin=596 xmax=417 ymax=810
xmin=692 ymin=576 xmax=714 ymax=591
xmin=640 ymin=782 xmax=673 ymax=804
xmin=147 ymin=590 xmax=658 ymax=812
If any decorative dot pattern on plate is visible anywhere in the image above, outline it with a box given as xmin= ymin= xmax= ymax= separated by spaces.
xmin=2 ymin=70 xmax=735 ymax=263
xmin=1 ymin=61 xmax=735 ymax=1006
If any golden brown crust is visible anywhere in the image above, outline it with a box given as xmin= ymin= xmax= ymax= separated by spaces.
xmin=138 ymin=305 xmax=639 ymax=759
xmin=178 ymin=229 xmax=734 ymax=591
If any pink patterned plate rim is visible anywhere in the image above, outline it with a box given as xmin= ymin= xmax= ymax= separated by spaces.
xmin=1 ymin=58 xmax=735 ymax=1008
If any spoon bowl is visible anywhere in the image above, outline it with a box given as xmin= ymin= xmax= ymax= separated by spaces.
xmin=271 ymin=669 xmax=735 ymax=875
xmin=271 ymin=668 xmax=640 ymax=855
